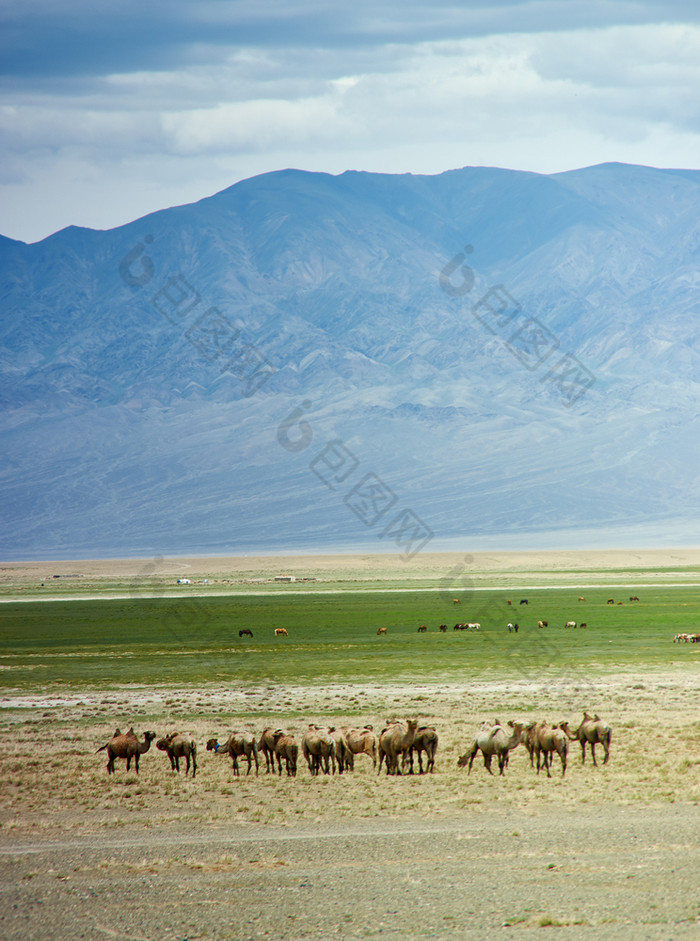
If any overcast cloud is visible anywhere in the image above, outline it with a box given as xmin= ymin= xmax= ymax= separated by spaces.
xmin=1 ymin=0 xmax=699 ymax=242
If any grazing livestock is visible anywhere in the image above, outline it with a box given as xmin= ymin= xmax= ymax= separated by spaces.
xmin=97 ymin=728 xmax=156 ymax=775
xmin=578 ymin=596 xmax=586 ymax=602
xmin=156 ymin=733 xmax=197 ymax=777
xmin=507 ymin=622 xmax=514 ymax=633
xmin=457 ymin=722 xmax=520 ymax=776
xmin=559 ymin=713 xmax=611 ymax=766
xmin=579 ymin=622 xmax=587 ymax=629
xmin=274 ymin=628 xmax=288 ymax=637
xmin=417 ymin=624 xmax=427 ymax=633
xmin=207 ymin=732 xmax=259 ymax=776
xmin=629 ymin=596 xmax=640 ymax=602
xmin=377 ymin=627 xmax=387 ymax=635
xmin=342 ymin=726 xmax=378 ymax=771
xmin=537 ymin=620 xmax=548 ymax=629
xmin=520 ymin=599 xmax=529 ymax=605
xmin=378 ymin=719 xmax=418 ymax=775
xmin=607 ymin=599 xmax=614 ymax=604
xmin=512 ymin=721 xmax=567 ymax=777
xmin=274 ymin=734 xmax=298 ymax=776
xmin=453 ymin=598 xmax=461 ymax=605
xmin=239 ymin=629 xmax=253 ymax=638
xmin=301 ymin=725 xmax=337 ymax=775
xmin=258 ymin=728 xmax=285 ymax=772
xmin=439 ymin=624 xmax=448 ymax=633
xmin=565 ymin=621 xmax=577 ymax=629
xmin=406 ymin=726 xmax=438 ymax=774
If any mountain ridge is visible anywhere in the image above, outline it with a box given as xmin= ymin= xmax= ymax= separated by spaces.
xmin=1 ymin=163 xmax=699 ymax=559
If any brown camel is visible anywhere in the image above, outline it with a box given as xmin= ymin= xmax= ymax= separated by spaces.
xmin=378 ymin=719 xmax=418 ymax=775
xmin=156 ymin=732 xmax=197 ymax=777
xmin=97 ymin=728 xmax=156 ymax=775
xmin=406 ymin=725 xmax=438 ymax=774
xmin=274 ymin=734 xmax=298 ymax=776
xmin=206 ymin=732 xmax=259 ymax=776
xmin=559 ymin=712 xmax=611 ymax=766
xmin=301 ymin=725 xmax=336 ymax=775
xmin=342 ymin=726 xmax=378 ymax=771
xmin=457 ymin=723 xmax=520 ymax=776
xmin=258 ymin=728 xmax=285 ymax=773
xmin=513 ymin=721 xmax=567 ymax=777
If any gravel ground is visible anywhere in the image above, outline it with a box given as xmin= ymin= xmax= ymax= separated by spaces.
xmin=1 ymin=807 xmax=699 ymax=940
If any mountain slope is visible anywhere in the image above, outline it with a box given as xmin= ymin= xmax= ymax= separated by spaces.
xmin=1 ymin=163 xmax=699 ymax=559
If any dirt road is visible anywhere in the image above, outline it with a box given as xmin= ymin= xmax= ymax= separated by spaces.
xmin=2 ymin=807 xmax=699 ymax=940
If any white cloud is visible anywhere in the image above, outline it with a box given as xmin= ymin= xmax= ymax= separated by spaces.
xmin=1 ymin=16 xmax=699 ymax=242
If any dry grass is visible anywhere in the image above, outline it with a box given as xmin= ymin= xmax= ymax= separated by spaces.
xmin=1 ymin=674 xmax=698 ymax=839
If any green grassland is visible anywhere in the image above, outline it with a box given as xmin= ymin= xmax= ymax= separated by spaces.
xmin=1 ymin=585 xmax=698 ymax=692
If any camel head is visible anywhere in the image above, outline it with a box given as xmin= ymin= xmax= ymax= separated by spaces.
xmin=205 ymin=738 xmax=220 ymax=751
xmin=156 ymin=738 xmax=170 ymax=751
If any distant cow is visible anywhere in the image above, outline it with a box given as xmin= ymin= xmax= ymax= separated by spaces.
xmin=519 ymin=599 xmax=528 ymax=605
xmin=629 ymin=596 xmax=640 ymax=602
xmin=275 ymin=628 xmax=288 ymax=637
xmin=239 ymin=629 xmax=253 ymax=638
xmin=565 ymin=621 xmax=577 ymax=629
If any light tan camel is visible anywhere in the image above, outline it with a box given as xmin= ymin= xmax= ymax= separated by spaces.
xmin=559 ymin=712 xmax=611 ymax=765
xmin=274 ymin=734 xmax=298 ymax=776
xmin=406 ymin=726 xmax=439 ymax=774
xmin=513 ymin=721 xmax=567 ymax=777
xmin=457 ymin=723 xmax=520 ymax=775
xmin=206 ymin=732 xmax=259 ymax=776
xmin=258 ymin=728 xmax=285 ymax=773
xmin=97 ymin=728 xmax=156 ymax=775
xmin=342 ymin=726 xmax=378 ymax=771
xmin=156 ymin=733 xmax=197 ymax=777
xmin=301 ymin=725 xmax=337 ymax=775
xmin=378 ymin=719 xmax=418 ymax=775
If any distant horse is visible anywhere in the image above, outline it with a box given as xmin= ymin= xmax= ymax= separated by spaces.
xmin=239 ymin=629 xmax=253 ymax=638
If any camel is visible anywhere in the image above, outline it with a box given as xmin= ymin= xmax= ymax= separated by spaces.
xmin=342 ymin=726 xmax=378 ymax=771
xmin=513 ymin=721 xmax=567 ymax=777
xmin=301 ymin=725 xmax=336 ymax=775
xmin=274 ymin=734 xmax=298 ymax=776
xmin=156 ymin=732 xmax=197 ymax=777
xmin=559 ymin=712 xmax=611 ymax=766
xmin=258 ymin=728 xmax=285 ymax=773
xmin=97 ymin=728 xmax=156 ymax=775
xmin=406 ymin=725 xmax=438 ymax=774
xmin=329 ymin=727 xmax=351 ymax=773
xmin=206 ymin=731 xmax=259 ymax=776
xmin=457 ymin=723 xmax=520 ymax=775
xmin=378 ymin=719 xmax=418 ymax=775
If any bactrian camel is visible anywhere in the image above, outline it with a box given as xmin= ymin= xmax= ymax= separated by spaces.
xmin=406 ymin=725 xmax=439 ymax=774
xmin=512 ymin=721 xmax=567 ymax=777
xmin=206 ymin=731 xmax=259 ymax=776
xmin=156 ymin=732 xmax=197 ymax=777
xmin=378 ymin=719 xmax=418 ymax=775
xmin=301 ymin=725 xmax=336 ymax=775
xmin=559 ymin=712 xmax=611 ymax=766
xmin=457 ymin=723 xmax=520 ymax=776
xmin=97 ymin=727 xmax=156 ymax=775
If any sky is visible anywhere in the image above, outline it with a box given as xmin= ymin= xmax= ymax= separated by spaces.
xmin=1 ymin=0 xmax=699 ymax=244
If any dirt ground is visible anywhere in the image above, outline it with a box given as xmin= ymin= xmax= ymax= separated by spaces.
xmin=1 ymin=673 xmax=699 ymax=940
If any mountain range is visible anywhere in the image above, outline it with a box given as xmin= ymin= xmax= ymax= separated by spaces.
xmin=1 ymin=162 xmax=699 ymax=560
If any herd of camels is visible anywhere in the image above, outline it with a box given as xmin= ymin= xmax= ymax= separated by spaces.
xmin=96 ymin=712 xmax=611 ymax=779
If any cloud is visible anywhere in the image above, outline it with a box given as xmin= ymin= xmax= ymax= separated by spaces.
xmin=1 ymin=3 xmax=700 ymax=241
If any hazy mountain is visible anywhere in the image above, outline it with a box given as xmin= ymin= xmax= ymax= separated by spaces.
xmin=1 ymin=163 xmax=699 ymax=560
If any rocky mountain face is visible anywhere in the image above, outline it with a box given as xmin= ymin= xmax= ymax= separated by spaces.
xmin=1 ymin=163 xmax=698 ymax=559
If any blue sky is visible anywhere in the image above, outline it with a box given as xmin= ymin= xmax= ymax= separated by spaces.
xmin=1 ymin=0 xmax=699 ymax=243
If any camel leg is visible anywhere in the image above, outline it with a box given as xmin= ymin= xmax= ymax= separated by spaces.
xmin=484 ymin=754 xmax=494 ymax=775
xmin=590 ymin=742 xmax=597 ymax=767
xmin=580 ymin=742 xmax=586 ymax=765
